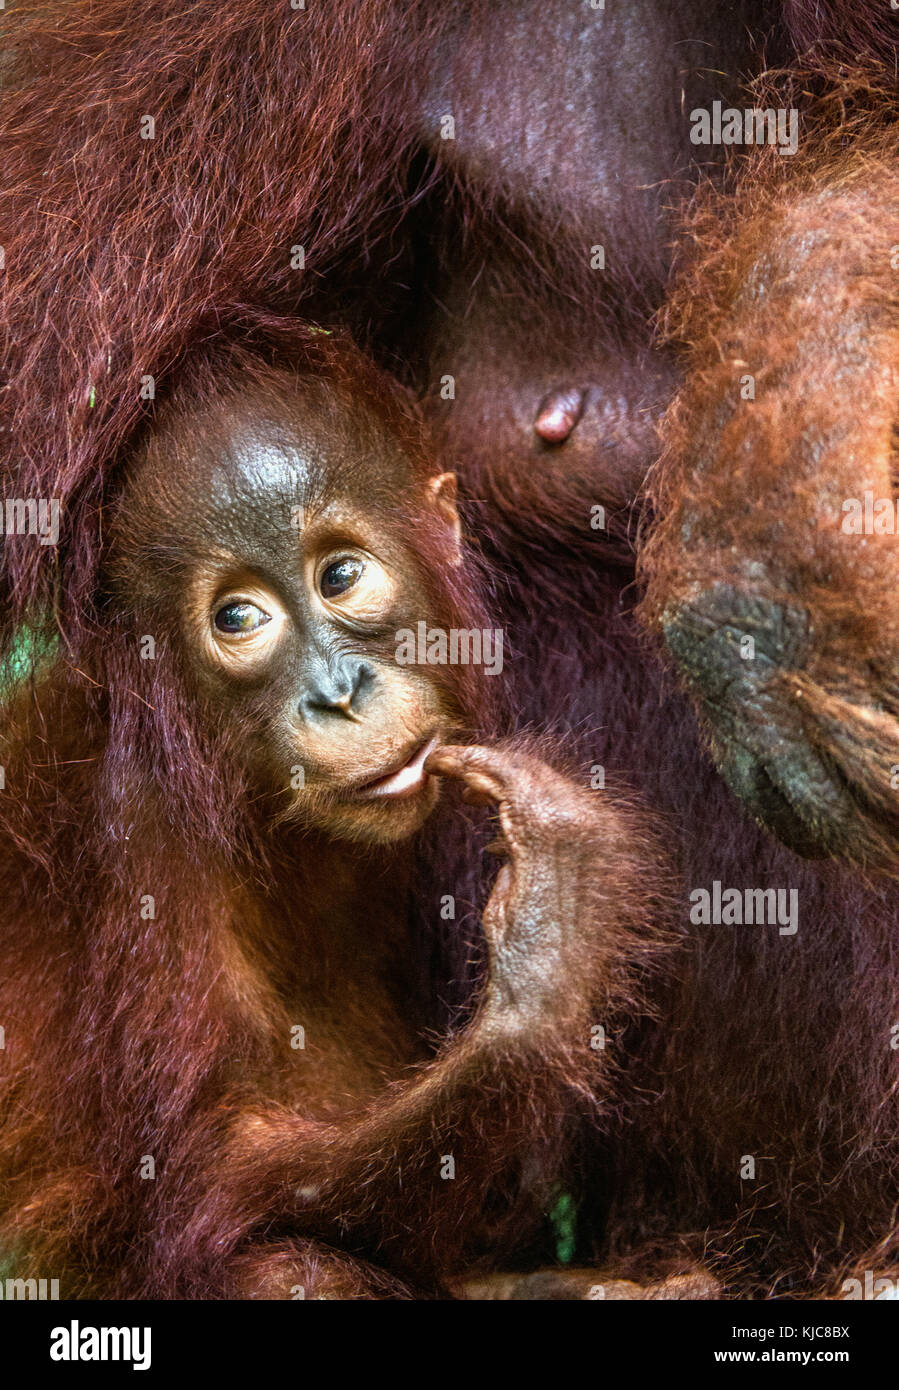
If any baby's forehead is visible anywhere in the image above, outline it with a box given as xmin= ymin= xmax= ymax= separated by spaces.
xmin=126 ymin=386 xmax=421 ymax=568
xmin=206 ymin=418 xmax=324 ymax=512
xmin=184 ymin=389 xmax=416 ymax=515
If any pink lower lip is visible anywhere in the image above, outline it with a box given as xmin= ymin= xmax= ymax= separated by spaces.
xmin=355 ymin=736 xmax=439 ymax=799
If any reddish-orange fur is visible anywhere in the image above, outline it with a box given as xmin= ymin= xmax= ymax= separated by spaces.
xmin=1 ymin=0 xmax=899 ymax=1301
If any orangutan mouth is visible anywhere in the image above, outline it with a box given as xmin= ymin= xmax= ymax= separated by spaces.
xmin=353 ymin=736 xmax=440 ymax=800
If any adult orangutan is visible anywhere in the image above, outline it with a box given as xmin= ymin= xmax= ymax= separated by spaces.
xmin=0 ymin=0 xmax=898 ymax=1297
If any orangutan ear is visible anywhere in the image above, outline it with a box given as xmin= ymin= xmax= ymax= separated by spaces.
xmin=427 ymin=471 xmax=462 ymax=563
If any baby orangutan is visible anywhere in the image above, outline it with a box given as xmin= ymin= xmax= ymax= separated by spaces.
xmin=0 ymin=340 xmax=673 ymax=1298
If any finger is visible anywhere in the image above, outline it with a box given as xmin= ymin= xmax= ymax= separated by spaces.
xmin=424 ymin=745 xmax=470 ymax=779
xmin=425 ymin=743 xmax=492 ymax=775
xmin=496 ymin=801 xmax=524 ymax=855
xmin=425 ymin=745 xmax=508 ymax=802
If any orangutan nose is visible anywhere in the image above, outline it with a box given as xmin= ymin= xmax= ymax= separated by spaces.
xmin=301 ymin=657 xmax=373 ymax=722
xmin=534 ymin=387 xmax=587 ymax=444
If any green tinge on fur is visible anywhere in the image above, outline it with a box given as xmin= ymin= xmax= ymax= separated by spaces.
xmin=0 ymin=626 xmax=58 ymax=695
xmin=549 ymin=1191 xmax=577 ymax=1265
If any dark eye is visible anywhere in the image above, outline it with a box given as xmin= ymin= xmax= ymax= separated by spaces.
xmin=214 ymin=601 xmax=271 ymax=635
xmin=320 ymin=557 xmax=364 ymax=599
